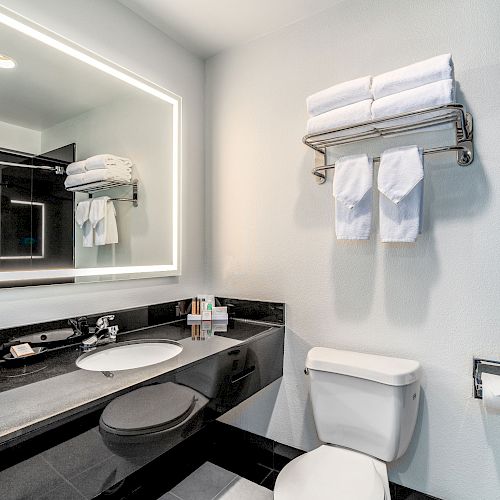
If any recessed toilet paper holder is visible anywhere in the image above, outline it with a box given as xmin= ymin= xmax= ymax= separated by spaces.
xmin=473 ymin=358 xmax=500 ymax=398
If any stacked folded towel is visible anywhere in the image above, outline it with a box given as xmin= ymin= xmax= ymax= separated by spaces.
xmin=371 ymin=54 xmax=455 ymax=129
xmin=65 ymin=154 xmax=132 ymax=189
xmin=306 ymin=54 xmax=455 ymax=136
xmin=306 ymin=76 xmax=374 ymax=136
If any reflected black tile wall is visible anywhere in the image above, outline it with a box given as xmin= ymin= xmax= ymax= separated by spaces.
xmin=0 ymin=144 xmax=75 ymax=287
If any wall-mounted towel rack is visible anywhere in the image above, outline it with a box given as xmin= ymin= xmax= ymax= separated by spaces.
xmin=67 ymin=179 xmax=138 ymax=207
xmin=303 ymin=103 xmax=473 ymax=184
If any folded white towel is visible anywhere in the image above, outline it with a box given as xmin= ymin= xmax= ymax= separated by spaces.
xmin=85 ymin=154 xmax=132 ymax=171
xmin=372 ymin=54 xmax=454 ymax=100
xmin=65 ymin=169 xmax=131 ymax=189
xmin=307 ymin=76 xmax=373 ymax=117
xmin=332 ymin=154 xmax=373 ymax=240
xmin=66 ymin=161 xmax=87 ymax=176
xmin=75 ymin=200 xmax=93 ymax=247
xmin=371 ymin=79 xmax=455 ymax=132
xmin=307 ymin=99 xmax=374 ymax=137
xmin=378 ymin=146 xmax=424 ymax=243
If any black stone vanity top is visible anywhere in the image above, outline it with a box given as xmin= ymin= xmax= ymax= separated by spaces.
xmin=0 ymin=307 xmax=285 ymax=500
xmin=0 ymin=318 xmax=270 ymax=394
xmin=0 ymin=316 xmax=283 ymax=449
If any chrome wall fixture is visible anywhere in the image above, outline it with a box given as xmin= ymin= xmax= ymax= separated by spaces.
xmin=302 ymin=104 xmax=474 ymax=184
xmin=67 ymin=179 xmax=139 ymax=207
xmin=0 ymin=160 xmax=66 ymax=175
xmin=473 ymin=358 xmax=500 ymax=399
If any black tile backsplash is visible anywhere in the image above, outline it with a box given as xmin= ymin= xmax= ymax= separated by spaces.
xmin=0 ymin=297 xmax=285 ymax=348
xmin=216 ymin=297 xmax=284 ymax=324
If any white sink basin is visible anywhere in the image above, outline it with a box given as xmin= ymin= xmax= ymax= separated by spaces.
xmin=76 ymin=339 xmax=183 ymax=372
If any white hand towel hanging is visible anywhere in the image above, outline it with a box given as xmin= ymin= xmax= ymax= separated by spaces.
xmin=75 ymin=200 xmax=93 ymax=247
xmin=378 ymin=146 xmax=424 ymax=243
xmin=332 ymin=154 xmax=373 ymax=240
xmin=89 ymin=197 xmax=108 ymax=246
xmin=105 ymin=201 xmax=118 ymax=245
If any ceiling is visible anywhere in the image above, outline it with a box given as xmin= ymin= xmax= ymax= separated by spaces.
xmin=118 ymin=0 xmax=342 ymax=58
xmin=0 ymin=23 xmax=139 ymax=131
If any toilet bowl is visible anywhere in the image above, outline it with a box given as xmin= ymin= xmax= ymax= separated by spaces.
xmin=274 ymin=445 xmax=388 ymax=500
xmin=274 ymin=347 xmax=421 ymax=500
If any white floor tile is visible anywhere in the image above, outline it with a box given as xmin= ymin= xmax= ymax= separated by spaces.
xmin=215 ymin=476 xmax=273 ymax=500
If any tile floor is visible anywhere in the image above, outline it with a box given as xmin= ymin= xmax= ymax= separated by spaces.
xmin=159 ymin=462 xmax=273 ymax=500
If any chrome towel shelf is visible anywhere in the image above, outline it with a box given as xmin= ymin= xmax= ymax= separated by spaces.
xmin=67 ymin=179 xmax=138 ymax=207
xmin=303 ymin=104 xmax=474 ymax=184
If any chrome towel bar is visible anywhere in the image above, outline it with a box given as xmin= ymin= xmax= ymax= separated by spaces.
xmin=303 ymin=103 xmax=474 ymax=184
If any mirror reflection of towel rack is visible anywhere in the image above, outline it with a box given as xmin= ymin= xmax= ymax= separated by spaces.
xmin=67 ymin=179 xmax=139 ymax=207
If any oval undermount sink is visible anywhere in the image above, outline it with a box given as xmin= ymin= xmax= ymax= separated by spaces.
xmin=76 ymin=339 xmax=183 ymax=372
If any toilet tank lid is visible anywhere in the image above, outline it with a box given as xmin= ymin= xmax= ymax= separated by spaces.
xmin=306 ymin=347 xmax=421 ymax=386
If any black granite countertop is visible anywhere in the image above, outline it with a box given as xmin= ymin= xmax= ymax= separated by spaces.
xmin=0 ymin=319 xmax=268 ymax=394
xmin=0 ymin=317 xmax=283 ymax=450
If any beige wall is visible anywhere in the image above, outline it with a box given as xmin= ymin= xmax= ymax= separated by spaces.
xmin=206 ymin=1 xmax=500 ymax=498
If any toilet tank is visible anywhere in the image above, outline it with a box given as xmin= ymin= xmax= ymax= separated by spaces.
xmin=306 ymin=347 xmax=421 ymax=462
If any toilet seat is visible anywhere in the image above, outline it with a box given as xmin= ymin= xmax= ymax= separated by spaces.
xmin=274 ymin=445 xmax=386 ymax=500
xmin=100 ymin=382 xmax=197 ymax=436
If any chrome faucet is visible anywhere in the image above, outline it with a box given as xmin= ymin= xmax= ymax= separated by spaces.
xmin=81 ymin=315 xmax=119 ymax=351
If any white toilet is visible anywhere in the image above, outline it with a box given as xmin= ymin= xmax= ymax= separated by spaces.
xmin=274 ymin=347 xmax=421 ymax=500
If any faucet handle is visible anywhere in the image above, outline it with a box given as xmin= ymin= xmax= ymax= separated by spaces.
xmin=96 ymin=315 xmax=115 ymax=328
xmin=108 ymin=325 xmax=119 ymax=339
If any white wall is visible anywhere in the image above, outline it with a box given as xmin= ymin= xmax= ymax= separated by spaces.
xmin=206 ymin=1 xmax=500 ymax=498
xmin=0 ymin=0 xmax=205 ymax=327
xmin=42 ymin=95 xmax=174 ymax=268
xmin=0 ymin=120 xmax=40 ymax=154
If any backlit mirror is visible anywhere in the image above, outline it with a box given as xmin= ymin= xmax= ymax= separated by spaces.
xmin=0 ymin=7 xmax=181 ymax=287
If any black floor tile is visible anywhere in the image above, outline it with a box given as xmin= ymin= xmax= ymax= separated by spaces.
xmin=273 ymin=442 xmax=304 ymax=471
xmin=260 ymin=470 xmax=279 ymax=490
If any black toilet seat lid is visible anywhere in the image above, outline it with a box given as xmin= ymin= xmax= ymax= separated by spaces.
xmin=100 ymin=382 xmax=197 ymax=436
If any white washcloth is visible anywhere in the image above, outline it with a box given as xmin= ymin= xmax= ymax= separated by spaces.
xmin=372 ymin=53 xmax=454 ymax=99
xmin=75 ymin=200 xmax=93 ymax=247
xmin=85 ymin=154 xmax=132 ymax=171
xmin=332 ymin=154 xmax=373 ymax=240
xmin=66 ymin=161 xmax=87 ymax=176
xmin=371 ymin=79 xmax=455 ymax=131
xmin=65 ymin=169 xmax=131 ymax=189
xmin=306 ymin=99 xmax=374 ymax=137
xmin=378 ymin=146 xmax=424 ymax=243
xmin=307 ymin=76 xmax=373 ymax=117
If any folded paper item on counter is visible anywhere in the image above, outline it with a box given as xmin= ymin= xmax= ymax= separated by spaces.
xmin=10 ymin=343 xmax=35 ymax=358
